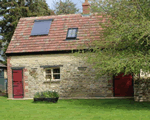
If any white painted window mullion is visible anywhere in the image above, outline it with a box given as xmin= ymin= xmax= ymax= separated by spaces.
xmin=44 ymin=69 xmax=46 ymax=80
xmin=51 ymin=68 xmax=53 ymax=80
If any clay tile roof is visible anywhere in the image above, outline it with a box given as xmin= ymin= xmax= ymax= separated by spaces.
xmin=6 ymin=13 xmax=104 ymax=54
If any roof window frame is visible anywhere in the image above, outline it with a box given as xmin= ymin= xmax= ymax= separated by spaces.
xmin=66 ymin=28 xmax=78 ymax=40
xmin=30 ymin=19 xmax=53 ymax=36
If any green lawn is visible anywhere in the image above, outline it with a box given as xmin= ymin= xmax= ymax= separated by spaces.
xmin=0 ymin=96 xmax=150 ymax=120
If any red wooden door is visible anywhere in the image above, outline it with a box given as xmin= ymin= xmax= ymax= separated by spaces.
xmin=12 ymin=70 xmax=23 ymax=98
xmin=114 ymin=73 xmax=133 ymax=97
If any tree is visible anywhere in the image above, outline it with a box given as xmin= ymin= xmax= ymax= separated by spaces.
xmin=28 ymin=0 xmax=55 ymax=16
xmin=74 ymin=0 xmax=150 ymax=78
xmin=0 ymin=0 xmax=54 ymax=64
xmin=88 ymin=0 xmax=114 ymax=13
xmin=53 ymin=0 xmax=79 ymax=15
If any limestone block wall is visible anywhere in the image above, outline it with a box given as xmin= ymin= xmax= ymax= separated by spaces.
xmin=140 ymin=69 xmax=150 ymax=78
xmin=134 ymin=71 xmax=150 ymax=102
xmin=7 ymin=53 xmax=113 ymax=98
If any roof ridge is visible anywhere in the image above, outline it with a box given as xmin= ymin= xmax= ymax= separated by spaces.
xmin=20 ymin=13 xmax=82 ymax=20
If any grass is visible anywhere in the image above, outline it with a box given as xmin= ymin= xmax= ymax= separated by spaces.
xmin=0 ymin=96 xmax=150 ymax=120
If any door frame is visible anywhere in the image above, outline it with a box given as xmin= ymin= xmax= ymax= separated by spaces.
xmin=12 ymin=67 xmax=24 ymax=98
xmin=113 ymin=73 xmax=134 ymax=97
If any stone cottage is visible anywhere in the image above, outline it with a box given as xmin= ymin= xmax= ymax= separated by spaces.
xmin=6 ymin=0 xmax=148 ymax=101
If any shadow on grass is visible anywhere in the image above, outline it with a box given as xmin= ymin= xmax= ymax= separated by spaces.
xmin=32 ymin=101 xmax=58 ymax=104
xmin=66 ymin=98 xmax=150 ymax=110
xmin=0 ymin=94 xmax=8 ymax=98
xmin=29 ymin=98 xmax=150 ymax=110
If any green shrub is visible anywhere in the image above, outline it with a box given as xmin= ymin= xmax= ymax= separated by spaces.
xmin=52 ymin=91 xmax=59 ymax=98
xmin=46 ymin=91 xmax=53 ymax=98
xmin=34 ymin=91 xmax=59 ymax=98
xmin=42 ymin=91 xmax=50 ymax=98
xmin=40 ymin=92 xmax=46 ymax=98
xmin=34 ymin=92 xmax=41 ymax=98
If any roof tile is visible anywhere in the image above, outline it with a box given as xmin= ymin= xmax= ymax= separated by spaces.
xmin=6 ymin=13 xmax=104 ymax=54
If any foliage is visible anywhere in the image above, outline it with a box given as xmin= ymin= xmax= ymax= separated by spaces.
xmin=53 ymin=0 xmax=79 ymax=15
xmin=28 ymin=0 xmax=55 ymax=16
xmin=0 ymin=60 xmax=6 ymax=66
xmin=52 ymin=91 xmax=59 ymax=98
xmin=88 ymin=0 xmax=114 ymax=13
xmin=34 ymin=92 xmax=41 ymax=98
xmin=0 ymin=0 xmax=54 ymax=62
xmin=74 ymin=0 xmax=150 ymax=78
xmin=34 ymin=91 xmax=59 ymax=98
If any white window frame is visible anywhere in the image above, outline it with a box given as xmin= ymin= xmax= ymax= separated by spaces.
xmin=66 ymin=28 xmax=78 ymax=39
xmin=44 ymin=67 xmax=60 ymax=81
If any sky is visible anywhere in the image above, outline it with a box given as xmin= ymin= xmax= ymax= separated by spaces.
xmin=46 ymin=0 xmax=85 ymax=13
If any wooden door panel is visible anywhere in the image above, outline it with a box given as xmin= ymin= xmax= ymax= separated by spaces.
xmin=114 ymin=73 xmax=133 ymax=97
xmin=13 ymin=70 xmax=22 ymax=82
xmin=12 ymin=70 xmax=23 ymax=98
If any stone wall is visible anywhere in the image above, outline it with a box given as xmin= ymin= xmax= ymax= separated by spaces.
xmin=7 ymin=53 xmax=113 ymax=98
xmin=134 ymin=71 xmax=150 ymax=102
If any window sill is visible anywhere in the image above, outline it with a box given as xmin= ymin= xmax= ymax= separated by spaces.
xmin=64 ymin=38 xmax=79 ymax=41
xmin=43 ymin=79 xmax=61 ymax=83
xmin=51 ymin=79 xmax=61 ymax=82
xmin=30 ymin=34 xmax=48 ymax=37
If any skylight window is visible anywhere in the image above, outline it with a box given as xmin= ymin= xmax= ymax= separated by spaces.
xmin=30 ymin=19 xmax=53 ymax=36
xmin=66 ymin=28 xmax=78 ymax=39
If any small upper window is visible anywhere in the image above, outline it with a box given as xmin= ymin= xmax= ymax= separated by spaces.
xmin=30 ymin=19 xmax=53 ymax=36
xmin=45 ymin=68 xmax=60 ymax=80
xmin=66 ymin=28 xmax=78 ymax=39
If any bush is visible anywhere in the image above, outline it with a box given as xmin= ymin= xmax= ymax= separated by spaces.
xmin=52 ymin=91 xmax=59 ymax=98
xmin=34 ymin=92 xmax=41 ymax=98
xmin=34 ymin=91 xmax=59 ymax=98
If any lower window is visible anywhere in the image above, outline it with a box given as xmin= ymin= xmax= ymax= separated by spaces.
xmin=44 ymin=68 xmax=60 ymax=80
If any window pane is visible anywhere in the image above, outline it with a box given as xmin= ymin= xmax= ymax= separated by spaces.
xmin=31 ymin=20 xmax=52 ymax=36
xmin=72 ymin=29 xmax=76 ymax=37
xmin=70 ymin=29 xmax=74 ymax=37
xmin=53 ymin=68 xmax=60 ymax=73
xmin=46 ymin=69 xmax=51 ymax=73
xmin=67 ymin=28 xmax=77 ymax=38
xmin=46 ymin=75 xmax=51 ymax=79
xmin=68 ymin=29 xmax=72 ymax=37
xmin=53 ymin=75 xmax=60 ymax=79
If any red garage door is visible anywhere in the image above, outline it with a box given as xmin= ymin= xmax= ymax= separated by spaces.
xmin=12 ymin=70 xmax=23 ymax=98
xmin=114 ymin=73 xmax=133 ymax=97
